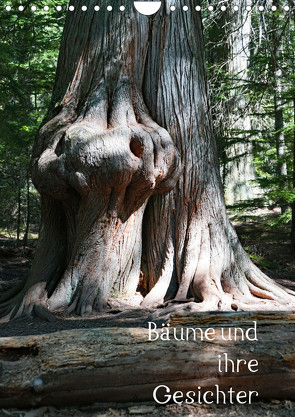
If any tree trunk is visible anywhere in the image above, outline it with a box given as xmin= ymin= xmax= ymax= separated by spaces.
xmin=272 ymin=0 xmax=288 ymax=214
xmin=16 ymin=181 xmax=21 ymax=247
xmin=1 ymin=0 xmax=294 ymax=320
xmin=140 ymin=1 xmax=295 ymax=311
xmin=274 ymin=72 xmax=288 ymax=214
xmin=288 ymin=0 xmax=295 ymax=258
xmin=223 ymin=0 xmax=260 ymax=205
xmin=291 ymin=97 xmax=295 ymax=257
xmin=274 ymin=78 xmax=287 ymax=181
xmin=0 ymin=312 xmax=295 ymax=408
xmin=22 ymin=174 xmax=30 ymax=247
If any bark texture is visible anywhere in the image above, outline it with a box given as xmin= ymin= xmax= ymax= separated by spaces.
xmin=0 ymin=312 xmax=295 ymax=408
xmin=0 ymin=0 xmax=295 ymax=319
xmin=0 ymin=0 xmax=180 ymax=318
xmin=140 ymin=1 xmax=295 ymax=312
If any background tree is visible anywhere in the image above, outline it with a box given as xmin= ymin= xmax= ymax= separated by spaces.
xmin=205 ymin=0 xmax=260 ymax=205
xmin=205 ymin=1 xmax=295 ymax=261
xmin=1 ymin=0 xmax=295 ymax=320
xmin=247 ymin=2 xmax=295 ymax=251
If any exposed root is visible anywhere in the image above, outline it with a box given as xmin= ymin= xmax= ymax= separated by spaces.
xmin=142 ymin=213 xmax=295 ymax=321
xmin=147 ymin=291 xmax=295 ymax=322
xmin=33 ymin=305 xmax=56 ymax=322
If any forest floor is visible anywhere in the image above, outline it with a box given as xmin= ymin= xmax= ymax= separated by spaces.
xmin=0 ymin=208 xmax=295 ymax=416
xmin=229 ymin=207 xmax=295 ymax=292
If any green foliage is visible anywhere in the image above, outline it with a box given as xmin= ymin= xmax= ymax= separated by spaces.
xmin=204 ymin=0 xmax=295 ymax=230
xmin=248 ymin=253 xmax=278 ymax=271
xmin=0 ymin=1 xmax=67 ymax=242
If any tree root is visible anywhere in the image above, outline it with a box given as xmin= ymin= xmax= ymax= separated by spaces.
xmin=147 ymin=291 xmax=295 ymax=322
xmin=142 ymin=207 xmax=295 ymax=319
xmin=143 ymin=247 xmax=295 ymax=322
xmin=33 ymin=305 xmax=56 ymax=322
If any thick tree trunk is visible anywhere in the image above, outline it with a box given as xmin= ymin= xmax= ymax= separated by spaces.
xmin=0 ymin=0 xmax=180 ymax=319
xmin=0 ymin=312 xmax=295 ymax=408
xmin=140 ymin=1 xmax=295 ymax=312
xmin=1 ymin=0 xmax=295 ymax=320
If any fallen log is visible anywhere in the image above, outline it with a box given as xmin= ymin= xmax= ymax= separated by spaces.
xmin=0 ymin=311 xmax=294 ymax=408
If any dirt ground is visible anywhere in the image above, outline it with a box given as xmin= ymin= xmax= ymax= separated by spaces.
xmin=230 ymin=208 xmax=295 ymax=292
xmin=0 ymin=209 xmax=295 ymax=416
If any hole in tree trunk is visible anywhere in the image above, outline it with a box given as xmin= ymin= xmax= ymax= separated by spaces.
xmin=0 ymin=346 xmax=39 ymax=362
xmin=130 ymin=137 xmax=144 ymax=158
xmin=55 ymin=133 xmax=66 ymax=156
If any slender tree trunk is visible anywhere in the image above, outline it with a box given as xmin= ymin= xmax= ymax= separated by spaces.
xmin=223 ymin=0 xmax=259 ymax=205
xmin=272 ymin=0 xmax=288 ymax=214
xmin=291 ymin=97 xmax=295 ymax=257
xmin=1 ymin=0 xmax=294 ymax=320
xmin=288 ymin=0 xmax=295 ymax=258
xmin=274 ymin=71 xmax=287 ymax=183
xmin=22 ymin=175 xmax=30 ymax=247
xmin=16 ymin=181 xmax=21 ymax=247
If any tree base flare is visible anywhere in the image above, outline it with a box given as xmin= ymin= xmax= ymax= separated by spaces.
xmin=141 ymin=213 xmax=295 ymax=315
xmin=148 ymin=298 xmax=295 ymax=322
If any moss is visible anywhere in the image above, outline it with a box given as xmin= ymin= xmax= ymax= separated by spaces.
xmin=249 ymin=254 xmax=277 ymax=270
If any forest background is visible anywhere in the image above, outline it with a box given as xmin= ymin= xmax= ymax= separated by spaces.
xmin=1 ymin=0 xmax=295 ymax=286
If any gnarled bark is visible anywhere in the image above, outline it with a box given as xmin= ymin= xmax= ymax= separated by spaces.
xmin=1 ymin=0 xmax=295 ymax=320
xmin=0 ymin=0 xmax=180 ymax=319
